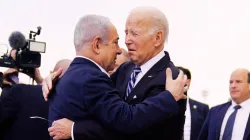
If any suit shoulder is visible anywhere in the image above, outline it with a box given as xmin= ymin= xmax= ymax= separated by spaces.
xmin=9 ymin=84 xmax=41 ymax=92
xmin=210 ymin=102 xmax=230 ymax=111
xmin=118 ymin=61 xmax=134 ymax=69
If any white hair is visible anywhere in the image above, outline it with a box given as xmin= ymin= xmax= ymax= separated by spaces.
xmin=130 ymin=7 xmax=169 ymax=42
xmin=74 ymin=15 xmax=111 ymax=51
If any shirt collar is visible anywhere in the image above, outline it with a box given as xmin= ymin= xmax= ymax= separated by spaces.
xmin=231 ymin=98 xmax=250 ymax=112
xmin=139 ymin=50 xmax=165 ymax=74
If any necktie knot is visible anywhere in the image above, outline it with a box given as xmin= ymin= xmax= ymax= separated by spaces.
xmin=234 ymin=105 xmax=241 ymax=110
xmin=126 ymin=66 xmax=141 ymax=99
xmin=134 ymin=66 xmax=141 ymax=73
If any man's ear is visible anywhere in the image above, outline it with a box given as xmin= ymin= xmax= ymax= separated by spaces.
xmin=92 ymin=36 xmax=101 ymax=54
xmin=154 ymin=30 xmax=163 ymax=48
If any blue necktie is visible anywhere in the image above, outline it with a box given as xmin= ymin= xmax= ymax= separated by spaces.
xmin=126 ymin=66 xmax=141 ymax=98
xmin=222 ymin=105 xmax=241 ymax=140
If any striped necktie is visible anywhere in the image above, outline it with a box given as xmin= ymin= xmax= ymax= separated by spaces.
xmin=126 ymin=66 xmax=141 ymax=98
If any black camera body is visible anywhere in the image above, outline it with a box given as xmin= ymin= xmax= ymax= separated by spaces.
xmin=0 ymin=26 xmax=46 ymax=76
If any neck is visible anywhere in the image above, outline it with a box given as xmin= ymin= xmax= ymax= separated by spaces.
xmin=76 ymin=51 xmax=107 ymax=71
xmin=137 ymin=48 xmax=163 ymax=66
xmin=233 ymin=96 xmax=250 ymax=104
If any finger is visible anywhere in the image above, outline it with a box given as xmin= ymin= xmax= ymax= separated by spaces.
xmin=8 ymin=68 xmax=18 ymax=73
xmin=48 ymin=126 xmax=53 ymax=132
xmin=3 ymin=80 xmax=12 ymax=86
xmin=183 ymin=85 xmax=188 ymax=93
xmin=181 ymin=75 xmax=187 ymax=87
xmin=53 ymin=135 xmax=61 ymax=140
xmin=42 ymin=82 xmax=48 ymax=101
xmin=177 ymin=70 xmax=184 ymax=81
xmin=50 ymin=131 xmax=56 ymax=137
xmin=54 ymin=68 xmax=63 ymax=78
xmin=47 ymin=75 xmax=53 ymax=90
xmin=181 ymin=94 xmax=187 ymax=99
xmin=166 ymin=68 xmax=173 ymax=82
xmin=52 ymin=120 xmax=57 ymax=126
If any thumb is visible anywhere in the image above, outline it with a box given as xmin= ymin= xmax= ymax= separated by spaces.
xmin=53 ymin=68 xmax=63 ymax=79
xmin=166 ymin=68 xmax=173 ymax=82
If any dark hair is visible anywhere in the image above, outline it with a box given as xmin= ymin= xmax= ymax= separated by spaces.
xmin=176 ymin=66 xmax=191 ymax=80
xmin=248 ymin=72 xmax=250 ymax=83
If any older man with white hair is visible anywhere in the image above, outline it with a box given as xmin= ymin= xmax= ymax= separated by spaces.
xmin=45 ymin=12 xmax=187 ymax=140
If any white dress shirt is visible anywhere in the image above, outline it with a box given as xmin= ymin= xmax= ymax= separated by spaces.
xmin=71 ymin=56 xmax=110 ymax=140
xmin=134 ymin=50 xmax=165 ymax=86
xmin=220 ymin=98 xmax=250 ymax=140
xmin=184 ymin=98 xmax=191 ymax=140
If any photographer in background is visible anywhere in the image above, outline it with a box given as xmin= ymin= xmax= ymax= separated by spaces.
xmin=0 ymin=28 xmax=45 ymax=96
xmin=0 ymin=48 xmax=44 ymax=97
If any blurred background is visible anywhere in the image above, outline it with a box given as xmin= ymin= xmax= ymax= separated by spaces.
xmin=1 ymin=0 xmax=250 ymax=107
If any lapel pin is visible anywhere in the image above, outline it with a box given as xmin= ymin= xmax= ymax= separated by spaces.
xmin=193 ymin=105 xmax=197 ymax=109
xmin=133 ymin=95 xmax=137 ymax=99
xmin=148 ymin=75 xmax=152 ymax=78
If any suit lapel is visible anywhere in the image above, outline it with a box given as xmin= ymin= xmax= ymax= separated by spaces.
xmin=215 ymin=102 xmax=231 ymax=139
xmin=243 ymin=114 xmax=250 ymax=140
xmin=189 ymin=99 xmax=197 ymax=140
xmin=126 ymin=52 xmax=171 ymax=102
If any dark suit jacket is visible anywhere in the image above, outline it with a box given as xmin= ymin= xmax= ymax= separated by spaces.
xmin=0 ymin=84 xmax=50 ymax=140
xmin=48 ymin=57 xmax=179 ymax=140
xmin=111 ymin=51 xmax=186 ymax=140
xmin=198 ymin=101 xmax=250 ymax=140
xmin=189 ymin=98 xmax=209 ymax=140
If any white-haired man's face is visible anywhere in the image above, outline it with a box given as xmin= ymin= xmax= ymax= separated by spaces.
xmin=125 ymin=13 xmax=164 ymax=66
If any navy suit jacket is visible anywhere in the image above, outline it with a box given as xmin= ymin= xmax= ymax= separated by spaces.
xmin=189 ymin=98 xmax=209 ymax=140
xmin=0 ymin=84 xmax=50 ymax=140
xmin=48 ymin=57 xmax=179 ymax=140
xmin=198 ymin=101 xmax=250 ymax=140
xmin=111 ymin=52 xmax=186 ymax=140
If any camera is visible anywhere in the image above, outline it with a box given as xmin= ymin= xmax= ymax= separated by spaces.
xmin=0 ymin=26 xmax=46 ymax=77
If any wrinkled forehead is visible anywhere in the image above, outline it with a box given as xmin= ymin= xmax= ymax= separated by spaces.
xmin=126 ymin=14 xmax=153 ymax=30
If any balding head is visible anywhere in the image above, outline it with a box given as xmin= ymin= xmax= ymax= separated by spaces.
xmin=229 ymin=68 xmax=250 ymax=104
xmin=53 ymin=59 xmax=72 ymax=78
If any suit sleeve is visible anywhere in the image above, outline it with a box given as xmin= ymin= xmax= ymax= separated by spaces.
xmin=82 ymin=72 xmax=178 ymax=134
xmin=198 ymin=107 xmax=213 ymax=140
xmin=0 ymin=99 xmax=2 ymax=123
xmin=73 ymin=120 xmax=116 ymax=140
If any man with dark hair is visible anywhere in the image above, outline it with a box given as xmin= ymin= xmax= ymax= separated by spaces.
xmin=177 ymin=66 xmax=209 ymax=140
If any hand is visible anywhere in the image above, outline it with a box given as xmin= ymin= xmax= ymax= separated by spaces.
xmin=3 ymin=68 xmax=18 ymax=86
xmin=42 ymin=68 xmax=63 ymax=101
xmin=48 ymin=118 xmax=73 ymax=140
xmin=165 ymin=68 xmax=188 ymax=101
xmin=34 ymin=68 xmax=44 ymax=84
